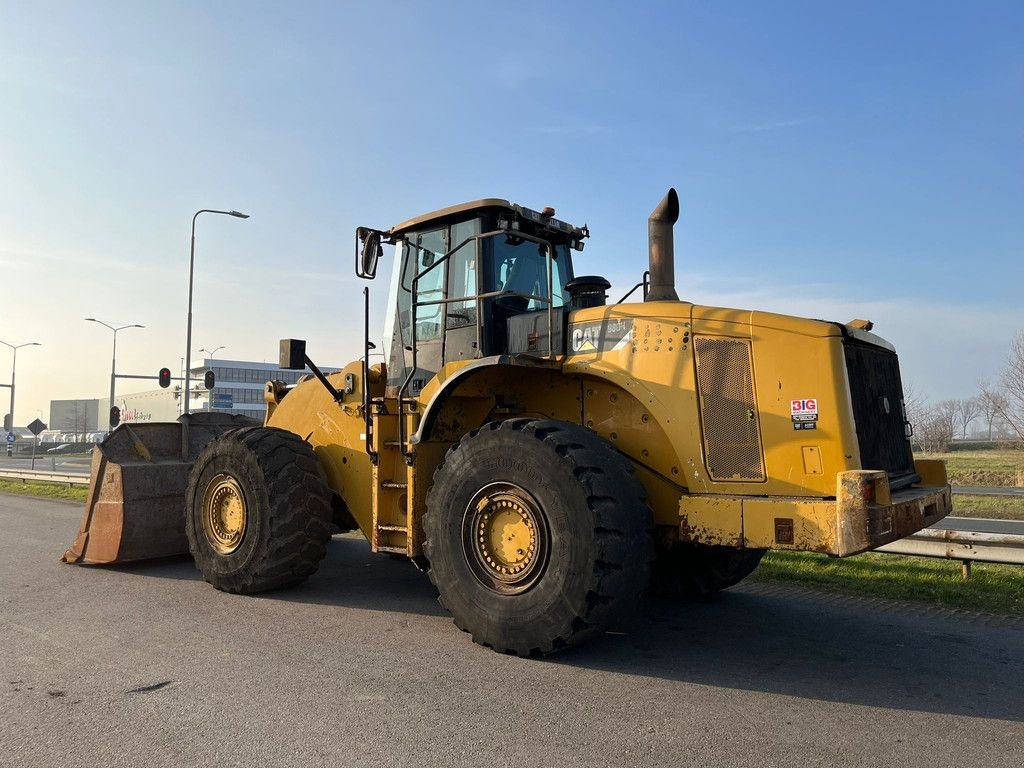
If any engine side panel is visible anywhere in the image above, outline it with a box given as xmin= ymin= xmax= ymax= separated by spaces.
xmin=564 ymin=302 xmax=863 ymax=499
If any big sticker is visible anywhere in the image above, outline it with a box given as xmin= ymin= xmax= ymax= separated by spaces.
xmin=791 ymin=398 xmax=818 ymax=430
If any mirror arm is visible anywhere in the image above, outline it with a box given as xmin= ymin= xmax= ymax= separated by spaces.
xmin=304 ymin=354 xmax=343 ymax=402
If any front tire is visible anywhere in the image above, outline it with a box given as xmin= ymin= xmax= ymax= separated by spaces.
xmin=424 ymin=419 xmax=652 ymax=656
xmin=185 ymin=427 xmax=332 ymax=594
xmin=650 ymin=541 xmax=765 ymax=598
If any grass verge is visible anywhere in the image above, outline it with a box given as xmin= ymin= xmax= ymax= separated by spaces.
xmin=922 ymin=449 xmax=1022 ymax=473
xmin=0 ymin=479 xmax=88 ymax=503
xmin=918 ymin=449 xmax=1023 ymax=486
xmin=752 ymin=550 xmax=1024 ymax=616
xmin=953 ymin=494 xmax=1024 ymax=520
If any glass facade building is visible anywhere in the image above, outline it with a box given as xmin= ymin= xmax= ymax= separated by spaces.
xmin=189 ymin=358 xmax=341 ymax=420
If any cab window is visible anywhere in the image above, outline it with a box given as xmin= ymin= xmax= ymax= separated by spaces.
xmin=490 ymin=236 xmax=571 ymax=309
xmin=446 ymin=219 xmax=480 ymax=328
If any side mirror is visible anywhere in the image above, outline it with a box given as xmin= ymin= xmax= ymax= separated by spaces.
xmin=356 ymin=227 xmax=384 ymax=279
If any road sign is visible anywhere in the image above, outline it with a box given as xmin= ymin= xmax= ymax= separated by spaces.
xmin=27 ymin=418 xmax=47 ymax=436
xmin=5 ymin=432 xmax=15 ymax=444
xmin=212 ymin=393 xmax=234 ymax=409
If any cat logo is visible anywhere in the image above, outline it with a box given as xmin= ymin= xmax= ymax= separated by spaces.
xmin=572 ymin=327 xmax=599 ymax=352
xmin=569 ymin=318 xmax=633 ymax=355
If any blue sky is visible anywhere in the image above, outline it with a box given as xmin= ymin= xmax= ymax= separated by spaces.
xmin=1 ymin=1 xmax=1021 ymax=422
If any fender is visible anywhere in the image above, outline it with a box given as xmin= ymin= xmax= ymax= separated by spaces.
xmin=410 ymin=355 xmax=560 ymax=445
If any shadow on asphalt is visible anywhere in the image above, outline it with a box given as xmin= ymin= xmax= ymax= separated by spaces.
xmin=119 ymin=535 xmax=1022 ymax=722
xmin=555 ymin=592 xmax=1022 ymax=723
xmin=115 ymin=555 xmax=197 ymax=580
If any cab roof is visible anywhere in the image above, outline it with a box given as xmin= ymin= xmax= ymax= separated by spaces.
xmin=389 ymin=199 xmax=514 ymax=236
xmin=389 ymin=199 xmax=588 ymax=243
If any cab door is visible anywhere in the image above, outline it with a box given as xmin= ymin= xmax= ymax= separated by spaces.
xmin=442 ymin=219 xmax=482 ymax=365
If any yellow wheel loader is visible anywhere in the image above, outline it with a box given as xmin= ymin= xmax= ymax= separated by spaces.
xmin=63 ymin=188 xmax=952 ymax=656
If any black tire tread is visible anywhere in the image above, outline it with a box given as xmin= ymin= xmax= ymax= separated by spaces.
xmin=423 ymin=418 xmax=653 ymax=656
xmin=186 ymin=426 xmax=332 ymax=594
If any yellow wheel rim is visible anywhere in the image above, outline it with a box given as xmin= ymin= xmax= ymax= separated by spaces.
xmin=202 ymin=474 xmax=248 ymax=554
xmin=463 ymin=482 xmax=549 ymax=595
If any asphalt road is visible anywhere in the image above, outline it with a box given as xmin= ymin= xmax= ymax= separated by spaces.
xmin=955 ymin=486 xmax=1024 ymax=498
xmin=940 ymin=517 xmax=1024 ymax=535
xmin=0 ymin=453 xmax=91 ymax=474
xmin=1 ymin=495 xmax=1022 ymax=768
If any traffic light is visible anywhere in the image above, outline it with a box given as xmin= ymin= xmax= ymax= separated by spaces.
xmin=109 ymin=406 xmax=121 ymax=428
xmin=158 ymin=367 xmax=172 ymax=388
xmin=204 ymin=370 xmax=216 ymax=389
xmin=2 ymin=414 xmax=9 ymax=432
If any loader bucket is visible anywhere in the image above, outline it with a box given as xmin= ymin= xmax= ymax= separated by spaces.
xmin=62 ymin=413 xmax=259 ymax=565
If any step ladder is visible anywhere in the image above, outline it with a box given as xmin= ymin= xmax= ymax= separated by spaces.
xmin=369 ymin=401 xmax=419 ymax=555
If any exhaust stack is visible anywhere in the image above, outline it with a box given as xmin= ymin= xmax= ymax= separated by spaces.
xmin=646 ymin=188 xmax=680 ymax=302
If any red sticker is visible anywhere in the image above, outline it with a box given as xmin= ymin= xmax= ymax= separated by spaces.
xmin=791 ymin=399 xmax=817 ymax=415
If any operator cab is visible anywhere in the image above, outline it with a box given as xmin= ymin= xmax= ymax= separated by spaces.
xmin=358 ymin=200 xmax=592 ymax=398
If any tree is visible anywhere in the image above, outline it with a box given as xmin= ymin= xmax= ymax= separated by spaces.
xmin=915 ymin=399 xmax=957 ymax=453
xmin=1002 ymin=332 xmax=1024 ymax=440
xmin=954 ymin=397 xmax=981 ymax=440
xmin=978 ymin=385 xmax=1008 ymax=441
xmin=982 ymin=332 xmax=1024 ymax=443
xmin=904 ymin=383 xmax=935 ymax=452
xmin=903 ymin=383 xmax=929 ymax=432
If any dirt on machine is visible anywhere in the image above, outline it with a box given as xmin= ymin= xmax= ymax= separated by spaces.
xmin=63 ymin=188 xmax=952 ymax=656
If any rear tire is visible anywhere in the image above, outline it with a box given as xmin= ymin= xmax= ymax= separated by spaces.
xmin=424 ymin=418 xmax=652 ymax=656
xmin=185 ymin=427 xmax=332 ymax=594
xmin=650 ymin=541 xmax=765 ymax=598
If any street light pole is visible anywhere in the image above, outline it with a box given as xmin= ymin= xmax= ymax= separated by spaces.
xmin=198 ymin=346 xmax=226 ymax=412
xmin=85 ymin=319 xmax=145 ymax=430
xmin=185 ymin=209 xmax=249 ymax=415
xmin=0 ymin=340 xmax=42 ymax=431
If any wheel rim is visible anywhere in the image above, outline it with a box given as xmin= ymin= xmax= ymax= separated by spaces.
xmin=463 ymin=482 xmax=549 ymax=595
xmin=202 ymin=474 xmax=248 ymax=554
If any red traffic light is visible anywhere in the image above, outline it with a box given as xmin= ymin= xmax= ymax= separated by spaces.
xmin=158 ymin=367 xmax=172 ymax=388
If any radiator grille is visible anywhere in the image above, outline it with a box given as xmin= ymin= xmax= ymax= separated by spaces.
xmin=694 ymin=336 xmax=765 ymax=481
xmin=844 ymin=340 xmax=916 ymax=482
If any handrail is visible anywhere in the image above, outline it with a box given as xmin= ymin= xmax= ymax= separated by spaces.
xmin=362 ymin=286 xmax=378 ymax=465
xmin=617 ymin=270 xmax=650 ymax=303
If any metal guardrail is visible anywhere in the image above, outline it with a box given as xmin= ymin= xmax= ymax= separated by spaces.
xmin=878 ymin=518 xmax=1024 ymax=576
xmin=0 ymin=468 xmax=90 ymax=487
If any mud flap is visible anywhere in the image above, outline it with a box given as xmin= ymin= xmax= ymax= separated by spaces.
xmin=62 ymin=414 xmax=259 ymax=565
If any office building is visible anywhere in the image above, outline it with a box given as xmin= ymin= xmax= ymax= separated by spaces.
xmin=188 ymin=357 xmax=341 ymax=420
